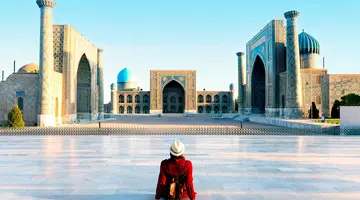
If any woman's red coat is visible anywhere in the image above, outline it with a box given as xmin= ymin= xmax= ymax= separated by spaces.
xmin=155 ymin=157 xmax=197 ymax=200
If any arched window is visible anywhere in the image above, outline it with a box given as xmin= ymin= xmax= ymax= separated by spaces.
xmin=206 ymin=95 xmax=212 ymax=103
xmin=119 ymin=106 xmax=124 ymax=114
xmin=143 ymin=106 xmax=149 ymax=114
xmin=18 ymin=97 xmax=24 ymax=111
xmin=222 ymin=106 xmax=228 ymax=113
xmin=214 ymin=106 xmax=220 ymax=113
xmin=198 ymin=106 xmax=203 ymax=113
xmin=198 ymin=95 xmax=204 ymax=103
xmin=119 ymin=95 xmax=124 ymax=103
xmin=314 ymin=75 xmax=321 ymax=85
xmin=206 ymin=106 xmax=211 ymax=113
xmin=127 ymin=95 xmax=133 ymax=103
xmin=222 ymin=95 xmax=228 ymax=103
xmin=316 ymin=95 xmax=321 ymax=105
xmin=127 ymin=106 xmax=133 ymax=114
xmin=135 ymin=106 xmax=140 ymax=114
xmin=135 ymin=95 xmax=140 ymax=103
xmin=214 ymin=95 xmax=219 ymax=103
xmin=143 ymin=94 xmax=149 ymax=103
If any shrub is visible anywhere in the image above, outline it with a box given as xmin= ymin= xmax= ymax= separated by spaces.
xmin=308 ymin=102 xmax=319 ymax=119
xmin=7 ymin=105 xmax=25 ymax=128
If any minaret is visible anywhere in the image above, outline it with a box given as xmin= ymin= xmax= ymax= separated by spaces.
xmin=111 ymin=83 xmax=117 ymax=114
xmin=284 ymin=10 xmax=303 ymax=118
xmin=1 ymin=70 xmax=4 ymax=82
xmin=97 ymin=49 xmax=105 ymax=120
xmin=36 ymin=0 xmax=56 ymax=126
xmin=229 ymin=83 xmax=235 ymax=113
xmin=236 ymin=52 xmax=245 ymax=114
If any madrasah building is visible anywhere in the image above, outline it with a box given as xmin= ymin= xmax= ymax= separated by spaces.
xmin=236 ymin=10 xmax=360 ymax=118
xmin=0 ymin=0 xmax=104 ymax=126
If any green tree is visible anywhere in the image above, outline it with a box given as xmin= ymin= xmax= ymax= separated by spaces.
xmin=340 ymin=93 xmax=360 ymax=106
xmin=331 ymin=100 xmax=341 ymax=118
xmin=308 ymin=102 xmax=319 ymax=119
xmin=7 ymin=105 xmax=25 ymax=128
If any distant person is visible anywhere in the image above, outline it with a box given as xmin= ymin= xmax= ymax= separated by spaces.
xmin=155 ymin=140 xmax=197 ymax=200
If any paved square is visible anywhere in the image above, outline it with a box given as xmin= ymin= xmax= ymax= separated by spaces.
xmin=0 ymin=135 xmax=359 ymax=200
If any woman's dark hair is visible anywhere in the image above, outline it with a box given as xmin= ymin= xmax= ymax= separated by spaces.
xmin=170 ymin=153 xmax=186 ymax=160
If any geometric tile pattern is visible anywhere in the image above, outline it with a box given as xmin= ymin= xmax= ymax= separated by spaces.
xmin=284 ymin=10 xmax=303 ymax=118
xmin=244 ymin=20 xmax=286 ymax=117
xmin=38 ymin=5 xmax=55 ymax=118
xmin=0 ymin=74 xmax=39 ymax=126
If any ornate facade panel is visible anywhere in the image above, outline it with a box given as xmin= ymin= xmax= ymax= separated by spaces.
xmin=246 ymin=20 xmax=282 ymax=116
xmin=300 ymin=69 xmax=327 ymax=116
xmin=65 ymin=25 xmax=100 ymax=121
xmin=150 ymin=70 xmax=196 ymax=113
xmin=0 ymin=74 xmax=39 ymax=126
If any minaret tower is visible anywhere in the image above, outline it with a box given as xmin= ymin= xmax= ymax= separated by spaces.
xmin=36 ymin=0 xmax=56 ymax=126
xmin=229 ymin=83 xmax=235 ymax=113
xmin=236 ymin=52 xmax=245 ymax=114
xmin=97 ymin=49 xmax=105 ymax=120
xmin=284 ymin=10 xmax=303 ymax=118
xmin=111 ymin=83 xmax=117 ymax=114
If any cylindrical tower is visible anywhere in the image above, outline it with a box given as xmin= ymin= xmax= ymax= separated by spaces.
xmin=36 ymin=0 xmax=56 ymax=126
xmin=229 ymin=83 xmax=235 ymax=113
xmin=111 ymin=83 xmax=117 ymax=114
xmin=1 ymin=70 xmax=4 ymax=82
xmin=284 ymin=10 xmax=303 ymax=118
xmin=97 ymin=49 xmax=105 ymax=120
xmin=237 ymin=52 xmax=245 ymax=114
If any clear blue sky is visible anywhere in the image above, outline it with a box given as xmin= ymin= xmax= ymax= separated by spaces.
xmin=1 ymin=0 xmax=359 ymax=103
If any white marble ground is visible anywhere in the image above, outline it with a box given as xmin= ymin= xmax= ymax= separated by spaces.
xmin=0 ymin=135 xmax=359 ymax=200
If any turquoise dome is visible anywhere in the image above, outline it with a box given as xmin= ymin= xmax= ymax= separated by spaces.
xmin=299 ymin=31 xmax=320 ymax=54
xmin=110 ymin=83 xmax=116 ymax=88
xmin=229 ymin=83 xmax=234 ymax=90
xmin=117 ymin=68 xmax=135 ymax=83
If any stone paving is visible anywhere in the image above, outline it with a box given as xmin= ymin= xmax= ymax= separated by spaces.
xmin=66 ymin=115 xmax=277 ymax=128
xmin=0 ymin=135 xmax=360 ymax=200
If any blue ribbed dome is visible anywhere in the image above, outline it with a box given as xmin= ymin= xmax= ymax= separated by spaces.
xmin=299 ymin=30 xmax=320 ymax=54
xmin=117 ymin=68 xmax=135 ymax=83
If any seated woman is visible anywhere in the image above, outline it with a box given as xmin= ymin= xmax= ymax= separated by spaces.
xmin=155 ymin=140 xmax=197 ymax=200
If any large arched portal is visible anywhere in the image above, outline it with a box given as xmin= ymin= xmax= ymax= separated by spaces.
xmin=76 ymin=54 xmax=92 ymax=119
xmin=251 ymin=56 xmax=266 ymax=114
xmin=162 ymin=80 xmax=185 ymax=113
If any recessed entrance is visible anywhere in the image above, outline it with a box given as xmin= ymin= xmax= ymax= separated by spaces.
xmin=162 ymin=80 xmax=185 ymax=113
xmin=251 ymin=56 xmax=266 ymax=114
xmin=76 ymin=54 xmax=92 ymax=119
